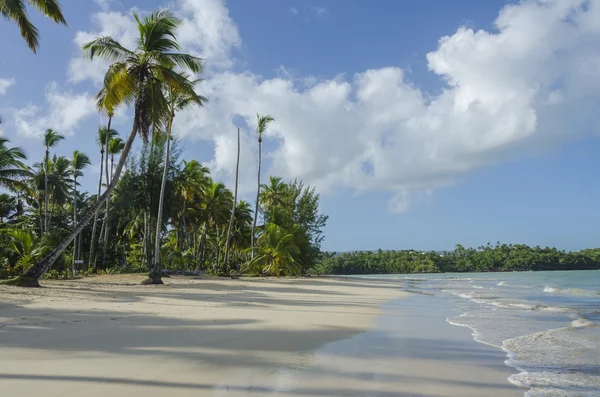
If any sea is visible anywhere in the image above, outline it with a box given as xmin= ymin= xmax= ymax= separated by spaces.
xmin=355 ymin=270 xmax=600 ymax=397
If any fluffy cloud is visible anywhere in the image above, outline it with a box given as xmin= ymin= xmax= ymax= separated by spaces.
xmin=64 ymin=0 xmax=600 ymax=211
xmin=12 ymin=82 xmax=97 ymax=138
xmin=0 ymin=78 xmax=15 ymax=95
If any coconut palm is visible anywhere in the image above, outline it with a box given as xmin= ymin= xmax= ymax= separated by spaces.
xmin=0 ymin=137 xmax=31 ymax=192
xmin=89 ymin=125 xmax=118 ymax=269
xmin=224 ymin=128 xmax=240 ymax=271
xmin=251 ymin=114 xmax=274 ymax=259
xmin=13 ymin=9 xmax=202 ymax=286
xmin=42 ymin=129 xmax=63 ymax=234
xmin=199 ymin=179 xmax=231 ymax=270
xmin=46 ymin=155 xmax=71 ymax=229
xmin=153 ymin=76 xmax=206 ymax=277
xmin=245 ymin=223 xmax=300 ymax=277
xmin=108 ymin=137 xmax=124 ymax=178
xmin=260 ymin=176 xmax=288 ymax=215
xmin=0 ymin=0 xmax=67 ymax=53
xmin=70 ymin=150 xmax=90 ymax=272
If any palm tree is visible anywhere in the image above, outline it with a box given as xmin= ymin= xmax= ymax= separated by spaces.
xmin=42 ymin=129 xmax=63 ymax=234
xmin=224 ymin=128 xmax=240 ymax=271
xmin=89 ymin=125 xmax=117 ymax=269
xmin=46 ymin=155 xmax=71 ymax=229
xmin=251 ymin=114 xmax=274 ymax=259
xmin=176 ymin=160 xmax=209 ymax=260
xmin=199 ymin=179 xmax=231 ymax=271
xmin=153 ymin=76 xmax=206 ymax=278
xmin=246 ymin=223 xmax=300 ymax=276
xmin=11 ymin=9 xmax=202 ymax=286
xmin=108 ymin=137 xmax=125 ymax=178
xmin=70 ymin=150 xmax=90 ymax=273
xmin=0 ymin=137 xmax=31 ymax=192
xmin=0 ymin=0 xmax=67 ymax=53
xmin=260 ymin=176 xmax=288 ymax=215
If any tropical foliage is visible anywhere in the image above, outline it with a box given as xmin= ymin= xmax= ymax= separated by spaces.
xmin=315 ymin=244 xmax=600 ymax=275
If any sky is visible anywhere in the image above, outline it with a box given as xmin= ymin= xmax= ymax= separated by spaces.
xmin=1 ymin=0 xmax=600 ymax=252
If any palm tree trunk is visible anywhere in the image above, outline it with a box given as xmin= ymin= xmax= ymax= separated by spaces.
xmin=101 ymin=119 xmax=112 ymax=270
xmin=150 ymin=112 xmax=174 ymax=284
xmin=44 ymin=148 xmax=49 ymax=234
xmin=17 ymin=121 xmax=137 ymax=285
xmin=72 ymin=177 xmax=77 ymax=274
xmin=199 ymin=220 xmax=208 ymax=266
xmin=90 ymin=116 xmax=110 ymax=269
xmin=224 ymin=128 xmax=240 ymax=272
xmin=251 ymin=138 xmax=262 ymax=259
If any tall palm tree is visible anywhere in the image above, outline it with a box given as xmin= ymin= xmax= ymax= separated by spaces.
xmin=70 ymin=150 xmax=90 ymax=272
xmin=251 ymin=114 xmax=274 ymax=259
xmin=12 ymin=9 xmax=202 ymax=286
xmin=224 ymin=128 xmax=240 ymax=271
xmin=0 ymin=0 xmax=67 ymax=53
xmin=100 ymin=136 xmax=124 ymax=269
xmin=0 ymin=137 xmax=31 ymax=192
xmin=246 ymin=223 xmax=300 ymax=276
xmin=153 ymin=76 xmax=206 ymax=277
xmin=42 ymin=129 xmax=63 ymax=234
xmin=89 ymin=125 xmax=117 ymax=269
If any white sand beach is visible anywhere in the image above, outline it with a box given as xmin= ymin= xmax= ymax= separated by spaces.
xmin=0 ymin=276 xmax=522 ymax=396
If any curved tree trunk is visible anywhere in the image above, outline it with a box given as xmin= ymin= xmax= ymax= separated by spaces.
xmin=14 ymin=121 xmax=138 ymax=286
xmin=150 ymin=112 xmax=174 ymax=284
xmin=90 ymin=116 xmax=110 ymax=269
xmin=101 ymin=119 xmax=112 ymax=269
xmin=224 ymin=128 xmax=240 ymax=272
xmin=251 ymin=138 xmax=262 ymax=259
xmin=44 ymin=148 xmax=49 ymax=234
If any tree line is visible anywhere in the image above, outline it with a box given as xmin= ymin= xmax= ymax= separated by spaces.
xmin=314 ymin=243 xmax=600 ymax=275
xmin=0 ymin=7 xmax=328 ymax=286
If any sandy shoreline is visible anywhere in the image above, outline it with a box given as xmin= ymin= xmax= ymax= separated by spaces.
xmin=0 ymin=275 xmax=521 ymax=396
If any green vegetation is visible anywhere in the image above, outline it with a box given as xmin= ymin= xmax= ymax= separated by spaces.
xmin=0 ymin=8 xmax=328 ymax=286
xmin=314 ymin=244 xmax=600 ymax=275
xmin=0 ymin=0 xmax=67 ymax=53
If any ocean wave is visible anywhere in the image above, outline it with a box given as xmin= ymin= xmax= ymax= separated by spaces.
xmin=503 ymin=323 xmax=600 ymax=397
xmin=543 ymin=286 xmax=600 ymax=296
xmin=497 ymin=281 xmax=505 ymax=286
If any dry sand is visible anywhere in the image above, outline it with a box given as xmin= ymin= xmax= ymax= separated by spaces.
xmin=0 ymin=275 xmax=522 ymax=396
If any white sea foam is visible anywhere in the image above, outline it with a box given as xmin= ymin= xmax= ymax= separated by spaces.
xmin=497 ymin=281 xmax=505 ymax=286
xmin=543 ymin=286 xmax=599 ymax=296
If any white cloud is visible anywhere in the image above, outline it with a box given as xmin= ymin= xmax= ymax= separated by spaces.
xmin=69 ymin=0 xmax=240 ymax=85
xmin=0 ymin=78 xmax=15 ymax=95
xmin=64 ymin=0 xmax=600 ymax=212
xmin=313 ymin=7 xmax=328 ymax=18
xmin=290 ymin=7 xmax=299 ymax=15
xmin=12 ymin=82 xmax=97 ymax=138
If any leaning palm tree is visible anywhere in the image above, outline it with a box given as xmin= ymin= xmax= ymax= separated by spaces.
xmin=0 ymin=137 xmax=31 ymax=192
xmin=153 ymin=76 xmax=206 ymax=278
xmin=89 ymin=125 xmax=117 ymax=269
xmin=0 ymin=0 xmax=67 ymax=53
xmin=42 ymin=129 xmax=63 ymax=234
xmin=251 ymin=114 xmax=274 ymax=259
xmin=70 ymin=150 xmax=90 ymax=273
xmin=6 ymin=9 xmax=202 ymax=287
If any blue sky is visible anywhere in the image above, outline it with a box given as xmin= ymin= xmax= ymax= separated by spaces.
xmin=1 ymin=0 xmax=600 ymax=252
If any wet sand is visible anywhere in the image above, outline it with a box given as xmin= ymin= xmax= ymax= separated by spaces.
xmin=0 ymin=275 xmax=522 ymax=396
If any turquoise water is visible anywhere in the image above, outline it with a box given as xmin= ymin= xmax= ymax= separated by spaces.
xmin=353 ymin=270 xmax=600 ymax=397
